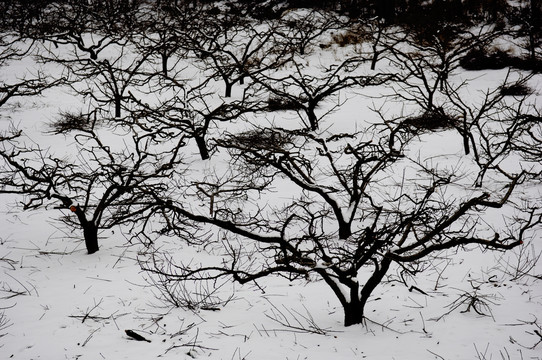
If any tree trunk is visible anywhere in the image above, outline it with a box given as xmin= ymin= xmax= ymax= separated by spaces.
xmin=462 ymin=132 xmax=470 ymax=155
xmin=114 ymin=96 xmax=122 ymax=118
xmin=161 ymin=53 xmax=168 ymax=77
xmin=343 ymin=298 xmax=365 ymax=326
xmin=371 ymin=52 xmax=378 ymax=70
xmin=355 ymin=257 xmax=392 ymax=324
xmin=195 ymin=135 xmax=210 ymax=160
xmin=83 ymin=223 xmax=99 ymax=254
xmin=461 ymin=117 xmax=470 ymax=155
xmin=338 ymin=221 xmax=352 ymax=239
xmin=307 ymin=106 xmax=318 ymax=131
xmin=321 ymin=271 xmax=366 ymax=326
xmin=225 ymin=82 xmax=232 ymax=98
xmin=71 ymin=205 xmax=99 ymax=254
xmin=337 ymin=256 xmax=393 ymax=326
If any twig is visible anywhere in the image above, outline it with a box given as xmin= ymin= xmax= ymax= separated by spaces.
xmin=81 ymin=328 xmax=100 ymax=347
xmin=420 ymin=312 xmax=428 ymax=334
xmin=85 ymin=276 xmax=112 ymax=282
xmin=427 ymin=349 xmax=446 ymax=359
xmin=263 ymin=298 xmax=332 ymax=335
xmin=3 ymin=272 xmax=35 ymax=296
xmin=409 ymin=285 xmax=429 ymax=296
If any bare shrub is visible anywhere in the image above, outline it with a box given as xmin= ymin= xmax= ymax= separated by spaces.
xmin=494 ymin=242 xmax=541 ymax=281
xmin=435 ymin=286 xmax=501 ymax=321
xmin=226 ymin=128 xmax=294 ymax=152
xmin=331 ymin=30 xmax=366 ymax=47
xmin=141 ymin=252 xmax=235 ymax=311
xmin=48 ymin=111 xmax=100 ymax=134
xmin=0 ymin=308 xmax=13 ymax=338
xmin=460 ymin=47 xmax=516 ymax=70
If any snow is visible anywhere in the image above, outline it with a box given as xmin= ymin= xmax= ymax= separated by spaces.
xmin=2 ymin=226 xmax=541 ymax=359
xmin=1 ymin=9 xmax=542 ymax=360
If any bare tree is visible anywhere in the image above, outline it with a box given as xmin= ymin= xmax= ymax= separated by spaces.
xmin=40 ymin=43 xmax=152 ymax=118
xmin=0 ymin=110 xmax=185 ymax=254
xmin=184 ymin=17 xmax=291 ymax=98
xmin=343 ymin=16 xmax=403 ymax=71
xmin=129 ymin=73 xmax=266 ymax=160
xmin=141 ymin=113 xmax=537 ymax=326
xmin=131 ymin=1 xmax=206 ymax=77
xmin=255 ymin=57 xmax=392 ymax=131
xmin=276 ymin=9 xmax=344 ymax=56
xmin=441 ymin=71 xmax=535 ymax=168
xmin=388 ymin=23 xmax=501 ymax=112
xmin=25 ymin=1 xmax=150 ymax=119
xmin=508 ymin=0 xmax=542 ymax=65
xmin=384 ymin=24 xmax=512 ymax=156
xmin=0 ymin=35 xmax=62 ymax=107
xmin=25 ymin=0 xmax=137 ymax=60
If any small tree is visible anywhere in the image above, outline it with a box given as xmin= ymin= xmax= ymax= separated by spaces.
xmin=276 ymin=9 xmax=343 ymax=56
xmin=508 ymin=0 xmax=542 ymax=65
xmin=25 ymin=0 xmax=135 ymax=60
xmin=0 ymin=111 xmax=184 ymax=254
xmin=442 ymin=71 xmax=535 ymax=167
xmin=388 ymin=23 xmax=501 ymax=111
xmin=132 ymin=1 xmax=204 ymax=77
xmin=129 ymin=69 xmax=267 ymax=160
xmin=0 ymin=35 xmax=62 ymax=107
xmin=255 ymin=57 xmax=392 ymax=131
xmin=40 ymin=43 xmax=151 ymax=119
xmin=386 ymin=23 xmax=510 ymax=156
xmin=184 ymin=17 xmax=291 ymax=98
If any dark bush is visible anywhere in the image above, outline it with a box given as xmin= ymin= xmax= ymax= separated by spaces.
xmin=500 ymin=83 xmax=533 ymax=96
xmin=48 ymin=112 xmax=97 ymax=134
xmin=267 ymin=96 xmax=304 ymax=112
xmin=331 ymin=30 xmax=366 ymax=47
xmin=401 ymin=109 xmax=458 ymax=133
xmin=227 ymin=128 xmax=294 ymax=152
xmin=460 ymin=47 xmax=516 ymax=70
xmin=460 ymin=47 xmax=542 ymax=72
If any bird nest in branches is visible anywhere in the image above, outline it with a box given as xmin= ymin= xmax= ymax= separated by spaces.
xmin=400 ymin=109 xmax=458 ymax=134
xmin=48 ymin=111 xmax=98 ymax=134
xmin=499 ymin=83 xmax=533 ymax=96
xmin=266 ymin=95 xmax=305 ymax=112
xmin=225 ymin=128 xmax=294 ymax=152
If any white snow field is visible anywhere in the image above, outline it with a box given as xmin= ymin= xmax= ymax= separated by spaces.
xmin=1 ymin=6 xmax=542 ymax=360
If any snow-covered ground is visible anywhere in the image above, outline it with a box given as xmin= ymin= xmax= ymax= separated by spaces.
xmin=1 ymin=210 xmax=541 ymax=359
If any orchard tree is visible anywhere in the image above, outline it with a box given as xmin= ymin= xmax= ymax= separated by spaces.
xmin=440 ymin=71 xmax=535 ymax=167
xmin=507 ymin=0 xmax=542 ymax=65
xmin=388 ymin=23 xmax=501 ymax=111
xmin=0 ymin=110 xmax=185 ymax=254
xmin=255 ymin=57 xmax=392 ymax=131
xmin=0 ymin=35 xmax=62 ymax=107
xmin=28 ymin=0 xmax=150 ymax=119
xmin=129 ymin=73 xmax=266 ymax=160
xmin=276 ymin=8 xmax=343 ymax=56
xmin=385 ymin=23 xmax=513 ymax=156
xmin=25 ymin=0 xmax=138 ymax=60
xmin=184 ymin=15 xmax=291 ymax=98
xmin=132 ymin=1 xmax=206 ymax=77
xmin=363 ymin=17 xmax=401 ymax=71
xmin=136 ymin=24 xmax=541 ymax=323
xmin=40 ymin=43 xmax=152 ymax=119
xmin=141 ymin=120 xmax=537 ymax=326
